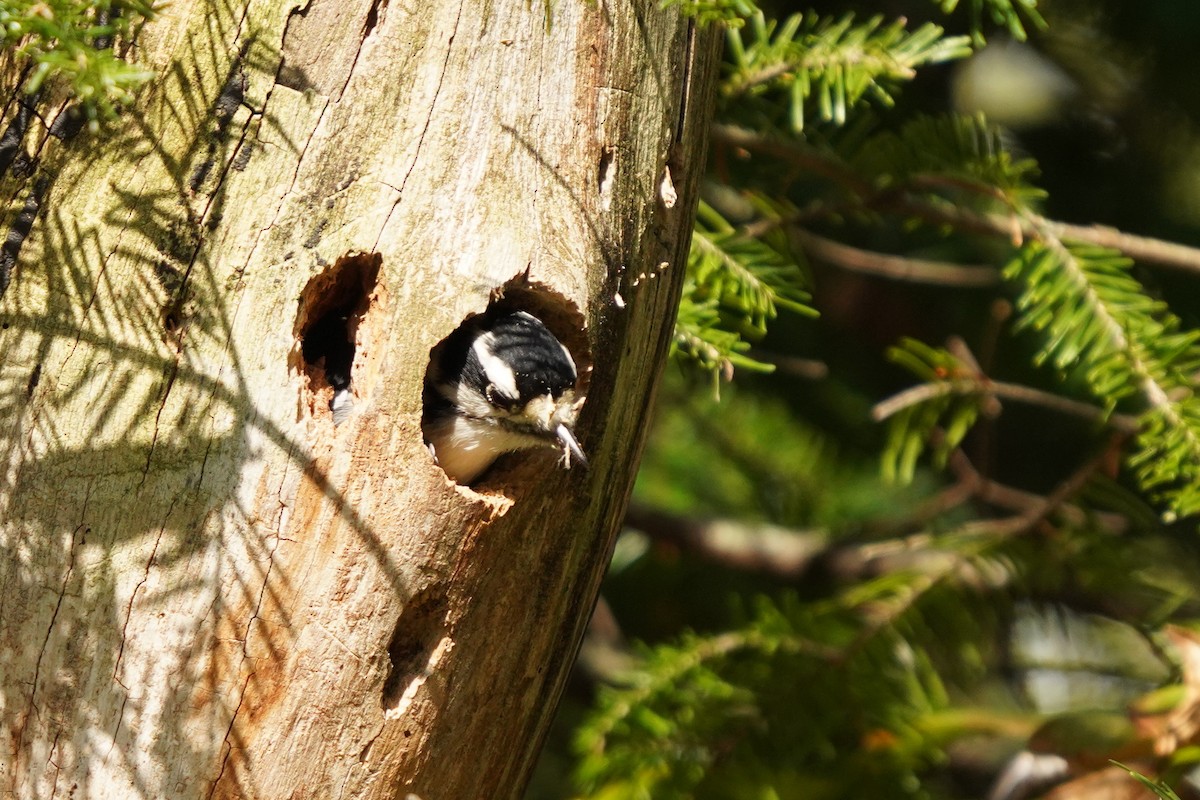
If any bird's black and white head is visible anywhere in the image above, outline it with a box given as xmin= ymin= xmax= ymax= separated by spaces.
xmin=424 ymin=309 xmax=586 ymax=484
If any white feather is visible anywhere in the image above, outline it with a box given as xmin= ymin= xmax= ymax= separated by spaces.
xmin=471 ymin=330 xmax=519 ymax=401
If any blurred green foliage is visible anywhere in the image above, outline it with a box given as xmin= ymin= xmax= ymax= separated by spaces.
xmin=0 ymin=0 xmax=155 ymax=129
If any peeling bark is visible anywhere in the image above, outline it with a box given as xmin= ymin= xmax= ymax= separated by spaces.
xmin=0 ymin=0 xmax=720 ymax=797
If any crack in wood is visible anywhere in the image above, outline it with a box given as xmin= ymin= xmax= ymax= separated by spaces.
xmin=364 ymin=0 xmax=388 ymax=35
xmin=10 ymin=479 xmax=93 ymax=787
xmin=242 ymin=530 xmax=281 ymax=658
xmin=205 ymin=670 xmax=254 ymax=800
xmin=673 ymin=18 xmax=697 ymax=148
xmin=372 ymin=2 xmax=464 ymax=253
xmin=104 ymin=693 xmax=130 ymax=768
xmin=24 ymin=362 xmax=40 ymax=398
xmin=337 ymin=0 xmax=392 ymax=100
xmin=113 ymin=495 xmax=179 ymax=686
xmin=138 ymin=359 xmax=180 ymax=489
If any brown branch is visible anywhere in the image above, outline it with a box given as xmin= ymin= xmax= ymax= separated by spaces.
xmin=871 ymin=379 xmax=969 ymax=420
xmin=989 ymin=381 xmax=1138 ymax=433
xmin=872 ymin=375 xmax=1139 ymax=435
xmin=888 ymin=196 xmax=1200 ymax=275
xmin=956 ymin=434 xmax=1129 ymax=537
xmin=713 ymin=124 xmax=1200 ymax=274
xmin=624 ymin=504 xmax=829 ymax=580
xmin=947 ymin=450 xmax=1128 ymax=535
xmin=793 ymin=228 xmax=1001 ymax=288
xmin=624 ymin=440 xmax=1127 ymax=586
xmin=1053 ymin=221 xmax=1200 ymax=275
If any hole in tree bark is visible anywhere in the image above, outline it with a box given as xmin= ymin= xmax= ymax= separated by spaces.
xmin=364 ymin=0 xmax=388 ymax=37
xmin=420 ymin=276 xmax=591 ymax=486
xmin=597 ymin=146 xmax=615 ymax=211
xmin=294 ymin=253 xmax=382 ymax=424
xmin=382 ymin=584 xmax=451 ymax=720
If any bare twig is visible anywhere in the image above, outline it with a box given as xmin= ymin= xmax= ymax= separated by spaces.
xmin=744 ymin=349 xmax=829 ymax=379
xmin=624 ymin=504 xmax=829 ymax=579
xmin=625 ymin=442 xmax=1126 ymax=588
xmin=1054 ymin=220 xmax=1200 ymax=275
xmin=890 ymin=195 xmax=1200 ymax=275
xmin=793 ymin=228 xmax=1001 ymax=287
xmin=991 ymin=381 xmax=1137 ymax=432
xmin=872 ymin=379 xmax=969 ymax=420
xmin=712 ymin=124 xmax=1200 ymax=274
xmin=871 ymin=376 xmax=1140 ymax=435
xmin=947 ymin=451 xmax=1128 ymax=535
xmin=957 ymin=434 xmax=1129 ymax=536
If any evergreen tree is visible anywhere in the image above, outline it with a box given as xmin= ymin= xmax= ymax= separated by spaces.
xmin=542 ymin=1 xmax=1200 ymax=798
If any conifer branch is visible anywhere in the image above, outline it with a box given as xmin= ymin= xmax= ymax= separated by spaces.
xmin=0 ymin=0 xmax=156 ymax=126
xmin=872 ymin=375 xmax=1139 ymax=433
xmin=712 ymin=123 xmax=1200 ymax=274
xmin=723 ymin=12 xmax=971 ymax=129
xmin=933 ymin=0 xmax=1046 ymax=44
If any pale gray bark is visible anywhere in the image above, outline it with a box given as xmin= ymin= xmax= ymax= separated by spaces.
xmin=0 ymin=0 xmax=719 ymax=797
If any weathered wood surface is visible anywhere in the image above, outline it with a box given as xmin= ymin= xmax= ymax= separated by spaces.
xmin=0 ymin=0 xmax=720 ymax=796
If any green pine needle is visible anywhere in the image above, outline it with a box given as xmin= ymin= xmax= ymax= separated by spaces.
xmin=1004 ymin=239 xmax=1200 ymax=518
xmin=672 ymin=201 xmax=816 ymax=382
xmin=933 ymin=0 xmax=1046 ymax=44
xmin=1 ymin=0 xmax=156 ymax=124
xmin=724 ymin=11 xmax=972 ymax=131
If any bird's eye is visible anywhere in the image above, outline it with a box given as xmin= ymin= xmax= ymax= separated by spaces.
xmin=485 ymin=383 xmax=518 ymax=410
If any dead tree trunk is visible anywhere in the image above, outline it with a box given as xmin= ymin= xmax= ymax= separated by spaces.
xmin=0 ymin=0 xmax=719 ymax=796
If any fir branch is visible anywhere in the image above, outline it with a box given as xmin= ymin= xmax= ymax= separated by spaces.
xmin=1005 ymin=236 xmax=1200 ymax=517
xmin=662 ymin=0 xmax=760 ymax=27
xmin=673 ymin=201 xmax=815 ymax=380
xmin=710 ymin=115 xmax=1200 ymax=515
xmin=574 ymin=622 xmax=836 ymax=798
xmin=0 ymin=0 xmax=156 ymax=125
xmin=572 ymin=585 xmax=939 ymax=798
xmin=672 ymin=292 xmax=775 ymax=382
xmin=879 ymin=339 xmax=985 ymax=483
xmin=723 ymin=11 xmax=972 ymax=129
xmin=851 ymin=112 xmax=1045 ymax=208
xmin=933 ymin=0 xmax=1046 ymax=44
xmin=574 ymin=567 xmax=1003 ymax=797
xmin=1113 ymin=762 xmax=1184 ymax=800
xmin=690 ymin=202 xmax=814 ymax=328
xmin=713 ymin=121 xmax=1200 ymax=275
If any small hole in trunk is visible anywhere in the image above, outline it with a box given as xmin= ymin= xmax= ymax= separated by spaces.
xmin=294 ymin=253 xmax=382 ymax=424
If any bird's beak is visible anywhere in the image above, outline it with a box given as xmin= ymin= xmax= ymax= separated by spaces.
xmin=555 ymin=423 xmax=588 ymax=470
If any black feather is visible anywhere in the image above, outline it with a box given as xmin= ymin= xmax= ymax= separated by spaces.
xmin=485 ymin=311 xmax=577 ymax=402
xmin=427 ymin=310 xmax=576 ymax=418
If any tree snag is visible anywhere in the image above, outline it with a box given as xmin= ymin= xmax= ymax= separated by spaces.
xmin=0 ymin=0 xmax=720 ymax=797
